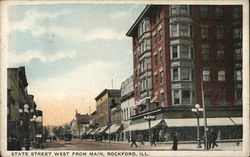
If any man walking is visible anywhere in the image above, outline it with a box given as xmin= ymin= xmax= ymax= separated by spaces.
xmin=151 ymin=134 xmax=156 ymax=146
xmin=172 ymin=132 xmax=178 ymax=151
xmin=130 ymin=135 xmax=137 ymax=147
xmin=211 ymin=129 xmax=218 ymax=148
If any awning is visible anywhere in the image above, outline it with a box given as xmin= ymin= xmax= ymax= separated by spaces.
xmin=96 ymin=125 xmax=108 ymax=134
xmin=150 ymin=97 xmax=159 ymax=103
xmin=86 ymin=128 xmax=94 ymax=135
xmin=123 ymin=119 xmax=165 ymax=132
xmin=164 ymin=117 xmax=243 ymax=127
xmin=136 ymin=97 xmax=150 ymax=106
xmin=106 ymin=124 xmax=122 ymax=134
xmin=90 ymin=128 xmax=100 ymax=135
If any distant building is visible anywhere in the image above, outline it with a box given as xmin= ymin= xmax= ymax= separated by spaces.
xmin=95 ymin=89 xmax=121 ymax=137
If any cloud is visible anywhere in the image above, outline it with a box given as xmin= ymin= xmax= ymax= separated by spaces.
xmin=10 ymin=8 xmax=127 ymax=43
xmin=10 ymin=9 xmax=71 ymax=35
xmin=85 ymin=28 xmax=125 ymax=41
xmin=10 ymin=50 xmax=76 ymax=65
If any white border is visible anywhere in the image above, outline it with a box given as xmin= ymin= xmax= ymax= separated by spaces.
xmin=0 ymin=0 xmax=249 ymax=157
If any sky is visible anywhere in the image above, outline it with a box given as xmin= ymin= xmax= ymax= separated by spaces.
xmin=8 ymin=3 xmax=146 ymax=126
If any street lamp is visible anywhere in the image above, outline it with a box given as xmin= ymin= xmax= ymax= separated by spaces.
xmin=19 ymin=104 xmax=33 ymax=150
xmin=191 ymin=104 xmax=203 ymax=148
xmin=144 ymin=115 xmax=155 ymax=145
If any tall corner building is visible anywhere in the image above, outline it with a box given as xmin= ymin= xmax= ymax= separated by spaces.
xmin=125 ymin=5 xmax=242 ymax=140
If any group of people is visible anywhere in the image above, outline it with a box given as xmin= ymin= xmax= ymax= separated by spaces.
xmin=129 ymin=132 xmax=178 ymax=150
xmin=129 ymin=129 xmax=218 ymax=151
xmin=207 ymin=129 xmax=218 ymax=149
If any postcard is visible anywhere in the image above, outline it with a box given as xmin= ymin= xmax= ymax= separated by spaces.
xmin=0 ymin=0 xmax=249 ymax=157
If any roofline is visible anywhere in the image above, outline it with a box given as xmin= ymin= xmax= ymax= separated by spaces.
xmin=95 ymin=89 xmax=121 ymax=101
xmin=126 ymin=5 xmax=151 ymax=37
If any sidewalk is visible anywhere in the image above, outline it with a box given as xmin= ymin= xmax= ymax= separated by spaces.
xmin=78 ymin=139 xmax=242 ymax=151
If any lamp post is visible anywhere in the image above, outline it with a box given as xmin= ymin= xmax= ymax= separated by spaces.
xmin=19 ymin=104 xmax=34 ymax=150
xmin=144 ymin=115 xmax=155 ymax=145
xmin=191 ymin=104 xmax=203 ymax=148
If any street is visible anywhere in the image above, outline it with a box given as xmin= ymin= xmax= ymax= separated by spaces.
xmin=43 ymin=139 xmax=242 ymax=151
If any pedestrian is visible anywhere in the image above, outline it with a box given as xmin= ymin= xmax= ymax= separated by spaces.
xmin=130 ymin=135 xmax=137 ymax=147
xmin=207 ymin=129 xmax=212 ymax=149
xmin=151 ymin=134 xmax=156 ymax=146
xmin=172 ymin=132 xmax=178 ymax=151
xmin=211 ymin=129 xmax=218 ymax=148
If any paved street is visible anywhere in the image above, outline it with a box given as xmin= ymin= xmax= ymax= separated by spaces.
xmin=43 ymin=139 xmax=242 ymax=151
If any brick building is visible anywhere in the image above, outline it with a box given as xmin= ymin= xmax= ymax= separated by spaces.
xmin=125 ymin=5 xmax=242 ymax=141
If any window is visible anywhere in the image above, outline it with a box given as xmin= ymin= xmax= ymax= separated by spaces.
xmin=235 ymin=87 xmax=242 ymax=105
xmin=158 ymin=29 xmax=163 ymax=42
xmin=181 ymin=68 xmax=191 ymax=81
xmin=171 ymin=24 xmax=178 ymax=37
xmin=153 ymin=33 xmax=157 ymax=43
xmin=204 ymin=91 xmax=211 ymax=106
xmin=154 ymin=74 xmax=158 ymax=84
xmin=234 ymin=48 xmax=242 ymax=60
xmin=217 ymin=44 xmax=224 ymax=59
xmin=235 ymin=70 xmax=242 ymax=81
xmin=234 ymin=28 xmax=242 ymax=39
xmin=154 ymin=54 xmax=158 ymax=65
xmin=173 ymin=68 xmax=179 ymax=81
xmin=180 ymin=5 xmax=188 ymax=15
xmin=218 ymin=70 xmax=225 ymax=81
xmin=171 ymin=5 xmax=177 ymax=15
xmin=200 ymin=6 xmax=208 ymax=17
xmin=160 ymin=92 xmax=165 ymax=103
xmin=180 ymin=45 xmax=189 ymax=59
xmin=172 ymin=46 xmax=178 ymax=59
xmin=174 ymin=90 xmax=180 ymax=105
xmin=159 ymin=49 xmax=163 ymax=61
xmin=216 ymin=6 xmax=224 ymax=17
xmin=233 ymin=6 xmax=242 ymax=19
xmin=145 ymin=19 xmax=150 ymax=32
xmin=201 ymin=26 xmax=209 ymax=38
xmin=203 ymin=69 xmax=210 ymax=81
xmin=160 ymin=71 xmax=164 ymax=84
xmin=201 ymin=44 xmax=209 ymax=60
xmin=182 ymin=90 xmax=191 ymax=105
xmin=217 ymin=25 xmax=224 ymax=38
xmin=219 ymin=90 xmax=226 ymax=105
xmin=180 ymin=24 xmax=189 ymax=37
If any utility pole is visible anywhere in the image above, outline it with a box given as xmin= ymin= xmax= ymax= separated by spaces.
xmin=201 ymin=74 xmax=208 ymax=150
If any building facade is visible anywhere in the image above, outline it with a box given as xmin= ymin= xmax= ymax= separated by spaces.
xmin=120 ymin=75 xmax=136 ymax=141
xmin=95 ymin=89 xmax=121 ymax=127
xmin=7 ymin=67 xmax=43 ymax=150
xmin=126 ymin=5 xmax=242 ymax=141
